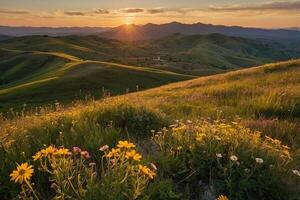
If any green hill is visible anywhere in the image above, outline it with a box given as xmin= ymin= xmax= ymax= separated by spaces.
xmin=0 ymin=34 xmax=299 ymax=111
xmin=138 ymin=33 xmax=298 ymax=75
xmin=0 ymin=48 xmax=192 ymax=111
xmin=0 ymin=60 xmax=299 ymax=200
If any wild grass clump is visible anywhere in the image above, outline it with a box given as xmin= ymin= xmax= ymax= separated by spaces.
xmin=151 ymin=120 xmax=300 ymax=200
xmin=81 ymin=102 xmax=167 ymax=138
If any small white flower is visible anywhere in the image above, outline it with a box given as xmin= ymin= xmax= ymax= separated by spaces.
xmin=150 ymin=130 xmax=155 ymax=133
xmin=292 ymin=169 xmax=300 ymax=177
xmin=216 ymin=153 xmax=223 ymax=158
xmin=255 ymin=158 xmax=264 ymax=164
xmin=150 ymin=163 xmax=158 ymax=171
xmin=99 ymin=145 xmax=109 ymax=151
xmin=244 ymin=168 xmax=250 ymax=173
xmin=177 ymin=146 xmax=183 ymax=150
xmin=186 ymin=120 xmax=192 ymax=124
xmin=230 ymin=155 xmax=238 ymax=162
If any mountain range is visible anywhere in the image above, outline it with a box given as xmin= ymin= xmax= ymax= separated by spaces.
xmin=100 ymin=22 xmax=300 ymax=42
xmin=0 ymin=26 xmax=109 ymax=37
xmin=1 ymin=22 xmax=300 ymax=42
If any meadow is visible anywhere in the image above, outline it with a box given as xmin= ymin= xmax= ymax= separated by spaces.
xmin=0 ymin=59 xmax=299 ymax=199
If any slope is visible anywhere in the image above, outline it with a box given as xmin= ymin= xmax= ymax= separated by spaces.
xmin=0 ymin=59 xmax=299 ymax=200
xmin=0 ymin=49 xmax=193 ymax=111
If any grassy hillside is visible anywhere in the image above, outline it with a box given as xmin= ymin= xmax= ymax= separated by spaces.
xmin=0 ymin=34 xmax=299 ymax=111
xmin=0 ymin=48 xmax=192 ymax=111
xmin=1 ymin=34 xmax=299 ymax=76
xmin=136 ymin=33 xmax=298 ymax=75
xmin=0 ymin=59 xmax=299 ymax=199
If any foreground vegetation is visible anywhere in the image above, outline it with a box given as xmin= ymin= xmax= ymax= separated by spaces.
xmin=0 ymin=60 xmax=299 ymax=199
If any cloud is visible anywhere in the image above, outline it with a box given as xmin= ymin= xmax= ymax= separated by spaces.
xmin=64 ymin=11 xmax=86 ymax=16
xmin=122 ymin=8 xmax=144 ymax=13
xmin=95 ymin=9 xmax=109 ymax=14
xmin=0 ymin=8 xmax=30 ymax=15
xmin=208 ymin=1 xmax=300 ymax=12
xmin=147 ymin=8 xmax=165 ymax=14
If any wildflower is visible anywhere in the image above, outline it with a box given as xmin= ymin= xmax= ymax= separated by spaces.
xmin=150 ymin=163 xmax=158 ymax=171
xmin=106 ymin=148 xmax=120 ymax=158
xmin=214 ymin=136 xmax=222 ymax=141
xmin=216 ymin=195 xmax=229 ymax=200
xmin=125 ymin=150 xmax=142 ymax=161
xmin=196 ymin=133 xmax=205 ymax=142
xmin=292 ymin=170 xmax=300 ymax=177
xmin=117 ymin=140 xmax=136 ymax=149
xmin=99 ymin=145 xmax=109 ymax=151
xmin=230 ymin=155 xmax=238 ymax=162
xmin=41 ymin=146 xmax=57 ymax=157
xmin=150 ymin=129 xmax=155 ymax=133
xmin=139 ymin=164 xmax=156 ymax=179
xmin=55 ymin=148 xmax=70 ymax=156
xmin=216 ymin=153 xmax=223 ymax=158
xmin=177 ymin=146 xmax=183 ymax=150
xmin=255 ymin=157 xmax=264 ymax=164
xmin=32 ymin=151 xmax=42 ymax=161
xmin=10 ymin=163 xmax=34 ymax=184
xmin=244 ymin=168 xmax=250 ymax=173
xmin=73 ymin=146 xmax=82 ymax=153
xmin=81 ymin=151 xmax=91 ymax=159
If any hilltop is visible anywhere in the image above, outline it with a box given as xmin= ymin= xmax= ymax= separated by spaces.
xmin=0 ymin=59 xmax=299 ymax=199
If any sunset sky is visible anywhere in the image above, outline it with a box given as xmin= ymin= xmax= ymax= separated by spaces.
xmin=0 ymin=0 xmax=300 ymax=28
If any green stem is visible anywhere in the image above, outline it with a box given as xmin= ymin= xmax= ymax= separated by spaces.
xmin=25 ymin=180 xmax=40 ymax=200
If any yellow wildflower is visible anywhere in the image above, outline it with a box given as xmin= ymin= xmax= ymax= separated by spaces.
xmin=117 ymin=140 xmax=136 ymax=149
xmin=41 ymin=146 xmax=56 ymax=157
xmin=10 ymin=163 xmax=34 ymax=184
xmin=139 ymin=164 xmax=156 ymax=179
xmin=106 ymin=148 xmax=120 ymax=158
xmin=32 ymin=151 xmax=42 ymax=161
xmin=216 ymin=195 xmax=229 ymax=200
xmin=55 ymin=148 xmax=70 ymax=156
xmin=125 ymin=150 xmax=142 ymax=161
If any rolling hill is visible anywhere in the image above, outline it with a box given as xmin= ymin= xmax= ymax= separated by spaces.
xmin=136 ymin=33 xmax=298 ymax=75
xmin=0 ymin=48 xmax=192 ymax=111
xmin=0 ymin=33 xmax=299 ymax=111
xmin=0 ymin=34 xmax=11 ymax=41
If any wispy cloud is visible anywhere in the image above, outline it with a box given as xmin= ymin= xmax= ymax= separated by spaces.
xmin=63 ymin=11 xmax=86 ymax=16
xmin=208 ymin=1 xmax=300 ymax=12
xmin=122 ymin=8 xmax=144 ymax=13
xmin=0 ymin=1 xmax=300 ymax=20
xmin=0 ymin=8 xmax=30 ymax=15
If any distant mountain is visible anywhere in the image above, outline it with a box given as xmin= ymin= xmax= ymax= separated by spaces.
xmin=100 ymin=22 xmax=300 ymax=42
xmin=288 ymin=27 xmax=300 ymax=31
xmin=0 ymin=34 xmax=11 ymax=41
xmin=0 ymin=26 xmax=109 ymax=37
